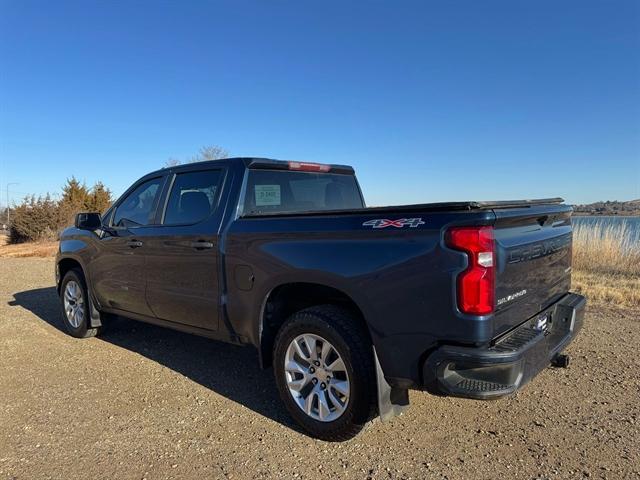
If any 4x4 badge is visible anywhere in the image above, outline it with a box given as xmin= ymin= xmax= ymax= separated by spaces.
xmin=362 ymin=218 xmax=425 ymax=229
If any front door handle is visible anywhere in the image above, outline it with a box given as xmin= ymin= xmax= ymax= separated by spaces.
xmin=191 ymin=241 xmax=214 ymax=250
xmin=126 ymin=240 xmax=143 ymax=248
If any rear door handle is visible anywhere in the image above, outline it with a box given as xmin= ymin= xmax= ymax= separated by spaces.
xmin=191 ymin=241 xmax=214 ymax=250
xmin=126 ymin=240 xmax=143 ymax=248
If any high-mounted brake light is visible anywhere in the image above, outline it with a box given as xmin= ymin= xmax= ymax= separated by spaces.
xmin=446 ymin=226 xmax=495 ymax=315
xmin=288 ymin=161 xmax=331 ymax=173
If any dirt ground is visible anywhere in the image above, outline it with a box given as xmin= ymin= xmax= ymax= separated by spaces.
xmin=1 ymin=258 xmax=638 ymax=480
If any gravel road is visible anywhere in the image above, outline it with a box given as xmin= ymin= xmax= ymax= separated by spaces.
xmin=1 ymin=258 xmax=638 ymax=479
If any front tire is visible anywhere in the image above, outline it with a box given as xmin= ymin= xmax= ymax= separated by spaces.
xmin=273 ymin=305 xmax=377 ymax=441
xmin=60 ymin=269 xmax=100 ymax=338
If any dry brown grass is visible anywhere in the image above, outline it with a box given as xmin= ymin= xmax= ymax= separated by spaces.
xmin=572 ymin=270 xmax=640 ymax=308
xmin=572 ymin=221 xmax=640 ymax=308
xmin=0 ymin=235 xmax=58 ymax=258
xmin=572 ymin=221 xmax=640 ymax=276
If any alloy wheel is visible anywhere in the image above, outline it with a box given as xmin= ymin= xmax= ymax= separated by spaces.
xmin=63 ymin=280 xmax=85 ymax=328
xmin=284 ymin=333 xmax=350 ymax=422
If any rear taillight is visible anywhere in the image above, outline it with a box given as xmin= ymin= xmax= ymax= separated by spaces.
xmin=446 ymin=226 xmax=495 ymax=315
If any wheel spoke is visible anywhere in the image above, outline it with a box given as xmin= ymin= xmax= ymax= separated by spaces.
xmin=320 ymin=341 xmax=332 ymax=363
xmin=287 ymin=376 xmax=308 ymax=392
xmin=328 ymin=389 xmax=346 ymax=415
xmin=327 ymin=357 xmax=346 ymax=373
xmin=293 ymin=339 xmax=310 ymax=361
xmin=317 ymin=391 xmax=331 ymax=421
xmin=285 ymin=360 xmax=306 ymax=375
xmin=331 ymin=380 xmax=349 ymax=396
xmin=302 ymin=335 xmax=318 ymax=361
xmin=304 ymin=391 xmax=317 ymax=415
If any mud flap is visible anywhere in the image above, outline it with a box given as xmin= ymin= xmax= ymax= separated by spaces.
xmin=374 ymin=348 xmax=410 ymax=421
xmin=88 ymin=294 xmax=102 ymax=328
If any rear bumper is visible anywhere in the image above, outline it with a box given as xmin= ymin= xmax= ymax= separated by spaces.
xmin=422 ymin=292 xmax=586 ymax=399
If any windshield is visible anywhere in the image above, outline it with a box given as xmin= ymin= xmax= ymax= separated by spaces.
xmin=243 ymin=170 xmax=364 ymax=215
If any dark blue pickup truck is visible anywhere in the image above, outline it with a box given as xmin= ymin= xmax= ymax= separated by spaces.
xmin=56 ymin=157 xmax=585 ymax=440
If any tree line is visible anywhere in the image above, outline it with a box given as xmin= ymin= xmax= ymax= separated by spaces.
xmin=9 ymin=178 xmax=112 ymax=243
xmin=7 ymin=145 xmax=230 ymax=243
xmin=573 ymin=199 xmax=640 ymax=216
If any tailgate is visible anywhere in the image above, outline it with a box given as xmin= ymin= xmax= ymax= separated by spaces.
xmin=492 ymin=204 xmax=573 ymax=336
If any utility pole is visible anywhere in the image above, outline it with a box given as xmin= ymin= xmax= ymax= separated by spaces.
xmin=6 ymin=183 xmax=19 ymax=226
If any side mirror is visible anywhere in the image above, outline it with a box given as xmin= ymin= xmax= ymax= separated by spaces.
xmin=75 ymin=212 xmax=102 ymax=231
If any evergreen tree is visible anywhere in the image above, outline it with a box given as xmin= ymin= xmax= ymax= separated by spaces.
xmin=58 ymin=177 xmax=90 ymax=227
xmin=86 ymin=181 xmax=112 ymax=213
xmin=9 ymin=194 xmax=59 ymax=243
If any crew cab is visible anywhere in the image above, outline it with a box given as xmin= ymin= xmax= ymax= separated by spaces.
xmin=56 ymin=158 xmax=585 ymax=440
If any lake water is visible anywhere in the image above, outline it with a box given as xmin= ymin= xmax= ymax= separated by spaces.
xmin=573 ymin=216 xmax=640 ymax=243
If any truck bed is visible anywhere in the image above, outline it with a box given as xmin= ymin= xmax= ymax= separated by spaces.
xmin=229 ymin=196 xmax=574 ymax=384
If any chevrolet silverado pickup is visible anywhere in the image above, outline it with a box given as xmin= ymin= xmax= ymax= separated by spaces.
xmin=56 ymin=157 xmax=585 ymax=440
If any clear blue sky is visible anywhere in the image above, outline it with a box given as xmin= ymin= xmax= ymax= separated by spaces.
xmin=1 ymin=0 xmax=638 ymax=206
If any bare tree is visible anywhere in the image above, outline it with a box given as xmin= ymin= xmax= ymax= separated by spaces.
xmin=165 ymin=145 xmax=229 ymax=167
xmin=165 ymin=157 xmax=181 ymax=167
xmin=195 ymin=145 xmax=229 ymax=161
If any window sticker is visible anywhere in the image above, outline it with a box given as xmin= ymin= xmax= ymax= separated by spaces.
xmin=255 ymin=184 xmax=281 ymax=206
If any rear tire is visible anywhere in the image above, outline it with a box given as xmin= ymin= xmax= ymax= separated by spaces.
xmin=59 ymin=268 xmax=100 ymax=338
xmin=273 ymin=305 xmax=377 ymax=441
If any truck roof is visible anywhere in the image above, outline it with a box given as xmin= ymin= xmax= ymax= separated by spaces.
xmin=150 ymin=157 xmax=355 ymax=176
xmin=145 ymin=157 xmax=355 ymax=176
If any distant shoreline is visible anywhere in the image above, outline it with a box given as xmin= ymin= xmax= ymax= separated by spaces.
xmin=572 ymin=212 xmax=640 ymax=217
xmin=572 ymin=199 xmax=640 ymax=217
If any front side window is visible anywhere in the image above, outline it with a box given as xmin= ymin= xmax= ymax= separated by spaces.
xmin=113 ymin=177 xmax=163 ymax=227
xmin=243 ymin=170 xmax=364 ymax=215
xmin=163 ymin=170 xmax=223 ymax=225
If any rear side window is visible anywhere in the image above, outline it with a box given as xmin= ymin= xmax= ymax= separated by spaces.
xmin=163 ymin=170 xmax=223 ymax=225
xmin=113 ymin=177 xmax=163 ymax=227
xmin=243 ymin=170 xmax=364 ymax=215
